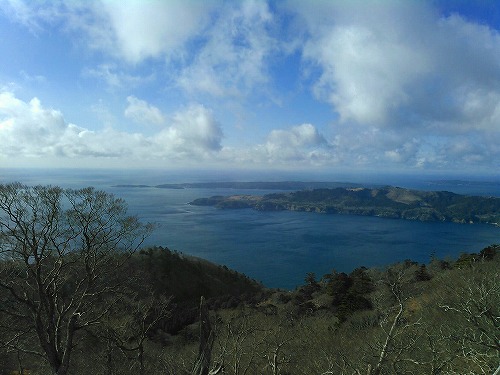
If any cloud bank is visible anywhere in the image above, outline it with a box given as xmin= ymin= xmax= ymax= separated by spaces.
xmin=0 ymin=92 xmax=334 ymax=167
xmin=0 ymin=89 xmax=498 ymax=170
xmin=0 ymin=93 xmax=224 ymax=164
xmin=0 ymin=0 xmax=499 ymax=171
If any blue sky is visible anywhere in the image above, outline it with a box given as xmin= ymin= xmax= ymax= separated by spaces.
xmin=0 ymin=0 xmax=499 ymax=174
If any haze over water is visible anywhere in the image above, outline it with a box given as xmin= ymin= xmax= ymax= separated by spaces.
xmin=2 ymin=168 xmax=499 ymax=290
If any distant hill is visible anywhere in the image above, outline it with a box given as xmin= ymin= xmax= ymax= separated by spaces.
xmin=113 ymin=181 xmax=367 ymax=190
xmin=190 ymin=186 xmax=500 ymax=225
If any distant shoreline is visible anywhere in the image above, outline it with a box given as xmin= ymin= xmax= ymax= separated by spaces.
xmin=113 ymin=181 xmax=373 ymax=190
xmin=187 ymin=185 xmax=500 ymax=227
xmin=112 ymin=179 xmax=500 ymax=192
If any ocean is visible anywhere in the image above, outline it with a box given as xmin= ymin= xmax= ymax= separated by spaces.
xmin=1 ymin=168 xmax=499 ymax=290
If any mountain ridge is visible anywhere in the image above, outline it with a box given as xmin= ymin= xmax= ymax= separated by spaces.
xmin=190 ymin=185 xmax=500 ymax=226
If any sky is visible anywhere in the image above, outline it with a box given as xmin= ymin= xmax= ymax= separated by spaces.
xmin=0 ymin=0 xmax=499 ymax=175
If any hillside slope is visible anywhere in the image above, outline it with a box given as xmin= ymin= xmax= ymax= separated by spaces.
xmin=2 ymin=244 xmax=498 ymax=375
xmin=191 ymin=186 xmax=500 ymax=225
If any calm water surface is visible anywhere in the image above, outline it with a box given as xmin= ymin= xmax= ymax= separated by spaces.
xmin=112 ymin=185 xmax=499 ymax=289
xmin=2 ymin=169 xmax=499 ymax=289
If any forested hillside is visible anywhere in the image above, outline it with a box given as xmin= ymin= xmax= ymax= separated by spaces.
xmin=191 ymin=186 xmax=500 ymax=225
xmin=1 ymin=244 xmax=498 ymax=375
xmin=0 ymin=183 xmax=498 ymax=375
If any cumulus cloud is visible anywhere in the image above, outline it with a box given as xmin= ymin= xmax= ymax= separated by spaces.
xmin=213 ymin=123 xmax=334 ymax=167
xmin=255 ymin=123 xmax=334 ymax=164
xmin=292 ymin=1 xmax=500 ymax=133
xmin=2 ymin=1 xmax=499 ymax=171
xmin=1 ymin=1 xmax=216 ymax=63
xmin=2 ymin=0 xmax=279 ymax=99
xmin=155 ymin=104 xmax=223 ymax=157
xmin=384 ymin=139 xmax=420 ymax=164
xmin=0 ymin=91 xmax=71 ymax=157
xmin=267 ymin=123 xmax=327 ymax=149
xmin=1 ymin=90 xmax=498 ymax=170
xmin=96 ymin=0 xmax=215 ymax=63
xmin=125 ymin=96 xmax=165 ymax=126
xmin=0 ymin=91 xmax=146 ymax=159
xmin=50 ymin=0 xmax=215 ymax=64
xmin=0 ymin=91 xmax=224 ymax=164
xmin=0 ymin=91 xmax=329 ymax=166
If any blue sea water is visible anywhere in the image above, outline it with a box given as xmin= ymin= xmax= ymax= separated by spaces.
xmin=1 ymin=168 xmax=499 ymax=290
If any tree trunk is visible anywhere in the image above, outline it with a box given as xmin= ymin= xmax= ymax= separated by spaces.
xmin=371 ymin=302 xmax=403 ymax=375
xmin=192 ymin=297 xmax=215 ymax=375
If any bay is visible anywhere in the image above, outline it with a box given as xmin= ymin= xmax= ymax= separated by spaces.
xmin=119 ymin=186 xmax=499 ymax=289
xmin=1 ymin=168 xmax=499 ymax=290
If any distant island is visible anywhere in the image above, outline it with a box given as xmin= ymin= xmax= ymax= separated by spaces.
xmin=190 ymin=186 xmax=500 ymax=226
xmin=113 ymin=181 xmax=368 ymax=190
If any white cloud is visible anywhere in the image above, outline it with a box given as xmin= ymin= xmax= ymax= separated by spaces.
xmin=40 ymin=0 xmax=216 ymax=65
xmin=458 ymin=88 xmax=500 ymax=131
xmin=253 ymin=123 xmax=334 ymax=164
xmin=267 ymin=123 xmax=327 ymax=149
xmin=0 ymin=92 xmax=69 ymax=157
xmin=0 ymin=91 xmax=224 ymax=164
xmin=2 ymin=0 xmax=278 ymax=100
xmin=384 ymin=139 xmax=420 ymax=164
xmin=306 ymin=23 xmax=431 ymax=125
xmin=156 ymin=104 xmax=223 ymax=156
xmin=176 ymin=0 xmax=277 ymax=98
xmin=0 ymin=92 xmax=148 ymax=159
xmin=1 ymin=1 xmax=216 ymax=63
xmin=97 ymin=0 xmax=215 ymax=64
xmin=125 ymin=96 xmax=165 ymax=126
xmin=292 ymin=1 xmax=500 ymax=134
xmin=0 ymin=91 xmax=329 ymax=166
xmin=0 ymin=90 xmax=498 ymax=170
xmin=1 ymin=1 xmax=499 ymax=172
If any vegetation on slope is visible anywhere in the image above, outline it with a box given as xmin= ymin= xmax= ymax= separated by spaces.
xmin=0 ymin=183 xmax=498 ymax=375
xmin=2 ymin=243 xmax=498 ymax=375
xmin=191 ymin=186 xmax=500 ymax=225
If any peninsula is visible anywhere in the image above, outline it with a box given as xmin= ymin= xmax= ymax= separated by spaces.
xmin=113 ymin=181 xmax=365 ymax=190
xmin=190 ymin=186 xmax=500 ymax=226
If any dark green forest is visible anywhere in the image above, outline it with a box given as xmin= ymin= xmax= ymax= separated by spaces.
xmin=0 ymin=184 xmax=498 ymax=375
xmin=191 ymin=186 xmax=500 ymax=225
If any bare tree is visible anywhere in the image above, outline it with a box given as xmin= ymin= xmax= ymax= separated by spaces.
xmin=191 ymin=297 xmax=223 ymax=375
xmin=215 ymin=311 xmax=266 ymax=375
xmin=264 ymin=328 xmax=292 ymax=375
xmin=438 ymin=262 xmax=500 ymax=373
xmin=102 ymin=292 xmax=171 ymax=375
xmin=370 ymin=272 xmax=407 ymax=375
xmin=0 ymin=183 xmax=153 ymax=375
